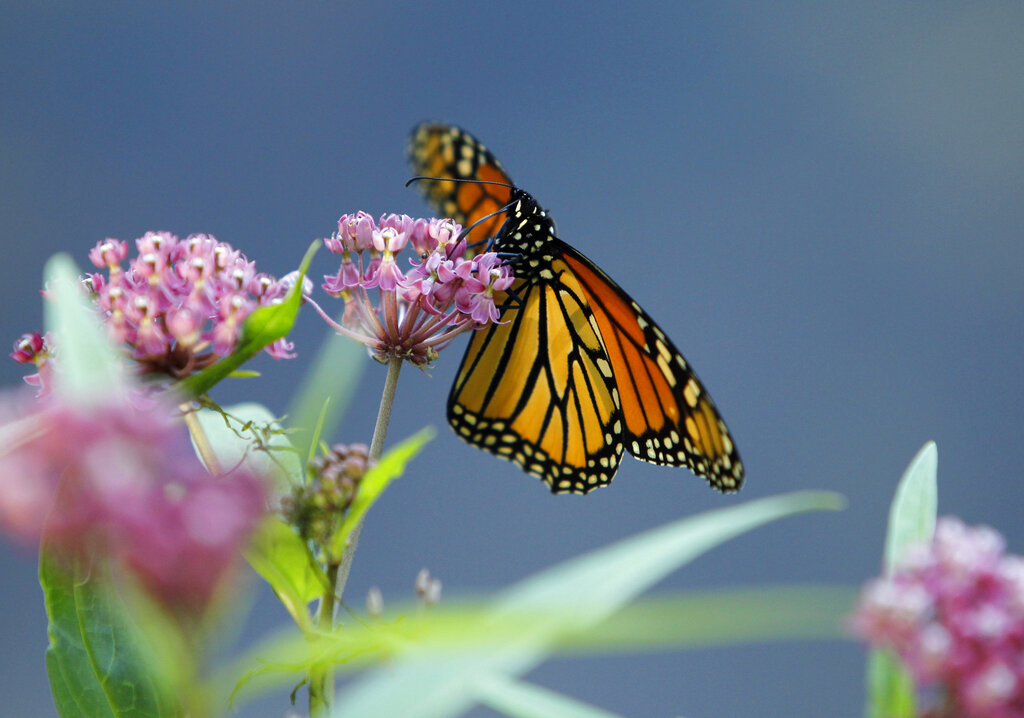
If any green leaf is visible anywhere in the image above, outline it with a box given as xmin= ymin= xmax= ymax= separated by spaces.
xmin=245 ymin=517 xmax=327 ymax=632
xmin=866 ymin=441 xmax=938 ymax=718
xmin=327 ymin=428 xmax=435 ymax=560
xmin=866 ymin=650 xmax=916 ymax=718
xmin=286 ymin=328 xmax=368 ymax=461
xmin=476 ymin=675 xmax=626 ymax=718
xmin=190 ymin=402 xmax=304 ymax=499
xmin=330 ymin=490 xmax=845 ymax=718
xmin=41 ymin=549 xmax=181 ymax=718
xmin=218 ymin=584 xmax=851 ymax=711
xmin=176 ymin=242 xmax=317 ymax=398
xmin=883 ymin=441 xmax=938 ymax=572
xmin=43 ymin=254 xmax=126 ymax=407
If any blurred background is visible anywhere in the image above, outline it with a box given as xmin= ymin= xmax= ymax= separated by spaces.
xmin=2 ymin=3 xmax=1022 ymax=716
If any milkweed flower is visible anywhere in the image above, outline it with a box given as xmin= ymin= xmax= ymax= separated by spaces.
xmin=282 ymin=442 xmax=371 ymax=545
xmin=12 ymin=232 xmax=298 ymax=387
xmin=852 ymin=517 xmax=1024 ymax=717
xmin=0 ymin=390 xmax=267 ymax=614
xmin=9 ymin=331 xmax=54 ymax=396
xmin=314 ymin=213 xmax=514 ymax=366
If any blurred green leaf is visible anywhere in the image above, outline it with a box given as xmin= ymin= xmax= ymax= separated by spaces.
xmin=866 ymin=650 xmax=916 ymax=718
xmin=191 ymin=402 xmax=303 ymax=499
xmin=327 ymin=428 xmax=435 ymax=560
xmin=476 ymin=674 xmax=625 ymax=718
xmin=222 ymin=583 xmax=851 ymax=711
xmin=245 ymin=517 xmax=326 ymax=633
xmin=286 ymin=329 xmax=368 ymax=461
xmin=883 ymin=441 xmax=937 ymax=572
xmin=177 ymin=242 xmax=317 ymax=398
xmin=43 ymin=254 xmax=126 ymax=407
xmin=326 ymin=491 xmax=844 ymax=717
xmin=866 ymin=441 xmax=938 ymax=718
xmin=41 ymin=549 xmax=181 ymax=718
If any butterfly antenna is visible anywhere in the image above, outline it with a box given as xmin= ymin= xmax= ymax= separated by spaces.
xmin=405 ymin=176 xmax=514 ymax=190
xmin=404 ymin=176 xmax=519 ymax=247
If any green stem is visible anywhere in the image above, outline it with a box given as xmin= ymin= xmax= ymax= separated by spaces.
xmin=336 ymin=354 xmax=402 ymax=593
xmin=181 ymin=403 xmax=222 ymax=474
xmin=309 ymin=354 xmax=403 ymax=718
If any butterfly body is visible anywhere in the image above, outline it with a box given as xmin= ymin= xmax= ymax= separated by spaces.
xmin=411 ymin=123 xmax=744 ymax=494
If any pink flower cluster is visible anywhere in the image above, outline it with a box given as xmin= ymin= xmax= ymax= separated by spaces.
xmin=88 ymin=232 xmax=294 ymax=376
xmin=0 ymin=393 xmax=266 ymax=613
xmin=854 ymin=517 xmax=1024 ymax=717
xmin=316 ymin=213 xmax=514 ymax=365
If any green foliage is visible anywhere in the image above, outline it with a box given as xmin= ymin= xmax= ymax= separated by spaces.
xmin=220 ymin=491 xmax=845 ymax=716
xmin=286 ymin=328 xmax=368 ymax=463
xmin=865 ymin=441 xmax=939 ymax=718
xmin=326 ymin=428 xmax=435 ymax=561
xmin=41 ymin=550 xmax=181 ymax=718
xmin=43 ymin=254 xmax=125 ymax=406
xmin=176 ymin=241 xmax=317 ymax=398
xmin=245 ymin=517 xmax=328 ymax=633
xmin=883 ymin=442 xmax=938 ymax=573
xmin=191 ymin=402 xmax=304 ymax=499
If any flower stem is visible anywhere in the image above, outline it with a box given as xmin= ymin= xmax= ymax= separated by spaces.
xmin=308 ymin=354 xmax=403 ymax=718
xmin=336 ymin=354 xmax=402 ymax=593
xmin=181 ymin=403 xmax=222 ymax=474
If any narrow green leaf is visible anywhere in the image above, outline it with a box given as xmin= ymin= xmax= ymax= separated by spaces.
xmin=327 ymin=428 xmax=435 ymax=560
xmin=41 ymin=549 xmax=180 ymax=718
xmin=866 ymin=651 xmax=916 ymax=718
xmin=884 ymin=441 xmax=938 ymax=572
xmin=866 ymin=442 xmax=937 ymax=718
xmin=476 ymin=675 xmax=626 ymax=718
xmin=218 ymin=584 xmax=851 ymax=711
xmin=43 ymin=254 xmax=126 ymax=407
xmin=555 ymin=584 xmax=853 ymax=654
xmin=286 ymin=329 xmax=368 ymax=460
xmin=176 ymin=242 xmax=317 ymax=398
xmin=245 ymin=518 xmax=326 ymax=632
xmin=330 ymin=491 xmax=845 ymax=718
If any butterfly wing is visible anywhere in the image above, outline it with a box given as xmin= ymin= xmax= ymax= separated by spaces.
xmin=408 ymin=123 xmax=515 ymax=246
xmin=560 ymin=244 xmax=744 ymax=491
xmin=448 ymin=238 xmax=626 ymax=494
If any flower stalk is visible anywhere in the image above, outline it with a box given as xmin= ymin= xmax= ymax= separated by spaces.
xmin=309 ymin=354 xmax=403 ymax=718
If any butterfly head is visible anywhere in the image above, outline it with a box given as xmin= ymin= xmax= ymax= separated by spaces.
xmin=491 ymin=187 xmax=557 ymax=257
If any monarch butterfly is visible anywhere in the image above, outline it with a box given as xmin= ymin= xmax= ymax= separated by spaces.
xmin=409 ymin=123 xmax=744 ymax=494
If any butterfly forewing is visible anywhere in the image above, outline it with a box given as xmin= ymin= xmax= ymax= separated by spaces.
xmin=562 ymin=248 xmax=744 ymax=491
xmin=408 ymin=123 xmax=514 ymax=247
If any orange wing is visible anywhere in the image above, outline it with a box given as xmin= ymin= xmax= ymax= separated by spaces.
xmin=408 ymin=123 xmax=514 ymax=247
xmin=448 ymin=247 xmax=626 ymax=494
xmin=561 ymin=245 xmax=743 ymax=491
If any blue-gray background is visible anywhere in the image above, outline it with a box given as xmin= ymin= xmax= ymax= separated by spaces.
xmin=2 ymin=3 xmax=1022 ymax=716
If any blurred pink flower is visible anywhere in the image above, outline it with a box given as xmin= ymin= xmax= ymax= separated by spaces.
xmin=0 ymin=390 xmax=266 ymax=613
xmin=853 ymin=517 xmax=1024 ymax=717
